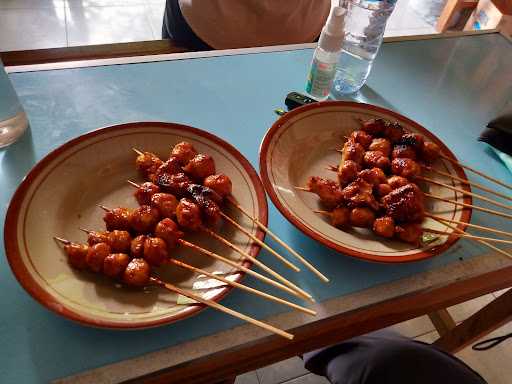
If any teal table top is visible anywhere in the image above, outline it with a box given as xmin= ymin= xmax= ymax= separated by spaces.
xmin=1 ymin=33 xmax=512 ymax=383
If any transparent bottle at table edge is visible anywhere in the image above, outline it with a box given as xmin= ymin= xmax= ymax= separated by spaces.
xmin=331 ymin=0 xmax=397 ymax=97
xmin=0 ymin=59 xmax=28 ymax=148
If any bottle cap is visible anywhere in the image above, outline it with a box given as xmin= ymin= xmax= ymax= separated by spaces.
xmin=318 ymin=6 xmax=346 ymax=52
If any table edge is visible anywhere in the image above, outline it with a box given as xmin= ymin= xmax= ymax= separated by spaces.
xmin=3 ymin=30 xmax=501 ymax=74
xmin=54 ymin=250 xmax=512 ymax=384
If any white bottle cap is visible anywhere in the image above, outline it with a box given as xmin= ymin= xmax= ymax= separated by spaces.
xmin=318 ymin=6 xmax=346 ymax=52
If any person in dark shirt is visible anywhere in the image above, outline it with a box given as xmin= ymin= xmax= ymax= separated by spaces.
xmin=304 ymin=330 xmax=487 ymax=384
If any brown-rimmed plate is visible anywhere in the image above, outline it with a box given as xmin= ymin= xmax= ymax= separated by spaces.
xmin=259 ymin=101 xmax=471 ymax=263
xmin=4 ymin=122 xmax=267 ymax=329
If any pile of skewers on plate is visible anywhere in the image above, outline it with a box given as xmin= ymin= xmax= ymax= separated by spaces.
xmin=298 ymin=117 xmax=512 ymax=255
xmin=55 ymin=141 xmax=328 ymax=339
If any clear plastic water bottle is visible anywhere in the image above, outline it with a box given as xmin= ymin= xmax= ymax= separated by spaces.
xmin=331 ymin=0 xmax=396 ymax=97
xmin=0 ymin=59 xmax=28 ymax=148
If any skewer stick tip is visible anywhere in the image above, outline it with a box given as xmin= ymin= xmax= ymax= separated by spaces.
xmin=98 ymin=205 xmax=110 ymax=212
xmin=132 ymin=148 xmax=144 ymax=156
xmin=53 ymin=236 xmax=71 ymax=245
xmin=127 ymin=180 xmax=140 ymax=188
xmin=78 ymin=228 xmax=93 ymax=234
xmin=294 ymin=186 xmax=310 ymax=192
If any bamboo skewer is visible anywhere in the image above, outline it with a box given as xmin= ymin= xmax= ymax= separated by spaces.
xmin=425 ymin=193 xmax=512 ymax=220
xmin=149 ymin=277 xmax=294 ymax=339
xmin=125 ymin=181 xmax=307 ymax=296
xmin=424 ymin=214 xmax=512 ymax=238
xmin=422 ymin=228 xmax=512 ymax=245
xmin=126 ymin=179 xmax=301 ymax=273
xmin=97 ymin=205 xmax=307 ymax=300
xmin=202 ymin=228 xmax=310 ymax=299
xmin=226 ymin=196 xmax=329 ymax=283
xmin=422 ymin=166 xmax=512 ymax=203
xmin=167 ymin=258 xmax=316 ymax=316
xmin=298 ymin=185 xmax=512 ymax=221
xmin=417 ymin=176 xmax=512 ymax=212
xmin=178 ymin=238 xmax=313 ymax=301
xmin=219 ymin=211 xmax=302 ymax=274
xmin=132 ymin=148 xmax=144 ymax=156
xmin=430 ymin=218 xmax=512 ymax=260
xmin=54 ymin=236 xmax=294 ymax=339
xmin=439 ymin=153 xmax=512 ymax=192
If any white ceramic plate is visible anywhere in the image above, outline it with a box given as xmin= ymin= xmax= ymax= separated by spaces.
xmin=260 ymin=101 xmax=471 ymax=263
xmin=5 ymin=122 xmax=267 ymax=329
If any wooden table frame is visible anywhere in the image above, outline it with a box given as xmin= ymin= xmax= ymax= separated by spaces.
xmin=2 ymin=30 xmax=511 ymax=384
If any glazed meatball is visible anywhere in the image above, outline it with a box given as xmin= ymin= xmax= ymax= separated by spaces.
xmin=64 ymin=243 xmax=89 ymax=270
xmin=363 ymin=151 xmax=390 ymax=170
xmin=349 ymin=130 xmax=373 ymax=149
xmin=337 ymin=160 xmax=360 ymax=186
xmin=360 ymin=118 xmax=386 ymax=135
xmin=134 ymin=182 xmax=160 ymax=206
xmin=342 ymin=179 xmax=379 ymax=211
xmin=330 ymin=206 xmax=350 ymax=228
xmin=203 ymin=174 xmax=232 ymax=197
xmin=387 ymin=176 xmax=409 ymax=190
xmin=369 ymin=138 xmax=391 ymax=157
xmin=176 ymin=198 xmax=203 ymax=231
xmin=373 ymin=217 xmax=395 ymax=238
xmin=151 ymin=193 xmax=179 ymax=219
xmin=383 ymin=122 xmax=405 ymax=143
xmin=143 ymin=237 xmax=169 ymax=266
xmin=375 ymin=183 xmax=392 ymax=198
xmin=358 ymin=168 xmax=386 ymax=186
xmin=86 ymin=242 xmax=111 ymax=273
xmin=135 ymin=152 xmax=163 ymax=181
xmin=171 ymin=141 xmax=198 ymax=165
xmin=129 ymin=205 xmax=160 ymax=234
xmin=399 ymin=133 xmax=425 ymax=151
xmin=341 ymin=140 xmax=365 ymax=165
xmin=421 ymin=141 xmax=441 ymax=163
xmin=183 ymin=154 xmax=216 ymax=180
xmin=154 ymin=218 xmax=184 ymax=249
xmin=350 ymin=207 xmax=376 ymax=228
xmin=130 ymin=235 xmax=146 ymax=258
xmin=392 ymin=144 xmax=417 ymax=160
xmin=395 ymin=223 xmax=423 ymax=245
xmin=123 ymin=258 xmax=151 ymax=286
xmin=103 ymin=207 xmax=132 ymax=231
xmin=391 ymin=158 xmax=421 ymax=179
xmin=107 ymin=230 xmax=132 ymax=253
xmin=86 ymin=230 xmax=109 ymax=246
xmin=103 ymin=253 xmax=131 ymax=278
xmin=307 ymin=176 xmax=344 ymax=209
